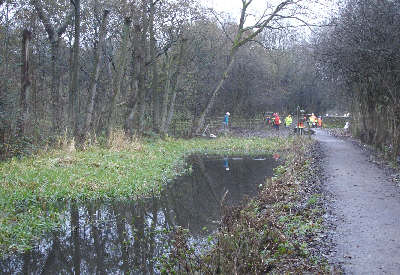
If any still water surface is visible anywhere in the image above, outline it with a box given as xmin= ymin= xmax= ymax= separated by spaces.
xmin=1 ymin=154 xmax=279 ymax=274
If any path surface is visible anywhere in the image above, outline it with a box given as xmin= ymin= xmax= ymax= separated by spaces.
xmin=315 ymin=130 xmax=400 ymax=274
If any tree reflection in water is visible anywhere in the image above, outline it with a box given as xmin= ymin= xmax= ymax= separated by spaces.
xmin=1 ymin=155 xmax=278 ymax=274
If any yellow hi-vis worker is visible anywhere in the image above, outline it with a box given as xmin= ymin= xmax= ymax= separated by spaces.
xmin=285 ymin=114 xmax=293 ymax=127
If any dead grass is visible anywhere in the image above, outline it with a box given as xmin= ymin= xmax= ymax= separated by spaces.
xmin=53 ymin=129 xmax=143 ymax=153
xmin=107 ymin=129 xmax=143 ymax=152
xmin=162 ymin=137 xmax=330 ymax=274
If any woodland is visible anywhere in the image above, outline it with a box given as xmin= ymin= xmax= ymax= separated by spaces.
xmin=0 ymin=0 xmax=339 ymax=154
xmin=1 ymin=1 xmax=399 ymax=160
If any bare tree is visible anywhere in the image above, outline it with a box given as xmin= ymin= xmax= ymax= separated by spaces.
xmin=30 ymin=0 xmax=74 ymax=134
xmin=191 ymin=0 xmax=308 ymax=136
xmin=316 ymin=0 xmax=400 ymax=161
xmin=0 ymin=0 xmax=337 ymax=149
xmin=149 ymin=0 xmax=160 ymax=131
xmin=82 ymin=9 xmax=110 ymax=139
xmin=69 ymin=0 xmax=81 ymax=138
xmin=136 ymin=0 xmax=150 ymax=132
xmin=160 ymin=37 xmax=187 ymax=135
xmin=104 ymin=16 xmax=132 ymax=138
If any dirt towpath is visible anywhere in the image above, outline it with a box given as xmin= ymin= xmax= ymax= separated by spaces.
xmin=315 ymin=129 xmax=400 ymax=274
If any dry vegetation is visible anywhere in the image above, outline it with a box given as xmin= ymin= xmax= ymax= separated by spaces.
xmin=161 ymin=138 xmax=331 ymax=274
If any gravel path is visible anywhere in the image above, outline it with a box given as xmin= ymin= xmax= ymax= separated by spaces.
xmin=315 ymin=129 xmax=400 ymax=274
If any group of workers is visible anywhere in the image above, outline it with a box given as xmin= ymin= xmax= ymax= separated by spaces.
xmin=223 ymin=111 xmax=323 ymax=133
xmin=265 ymin=112 xmax=323 ymax=131
xmin=265 ymin=113 xmax=284 ymax=130
xmin=265 ymin=113 xmax=293 ymax=130
xmin=305 ymin=113 xmax=323 ymax=128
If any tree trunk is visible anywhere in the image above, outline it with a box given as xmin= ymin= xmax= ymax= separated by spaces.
xmin=159 ymin=57 xmax=171 ymax=133
xmin=149 ymin=0 xmax=160 ymax=132
xmin=70 ymin=0 xmax=81 ymax=140
xmin=50 ymin=42 xmax=63 ymax=134
xmin=123 ymin=24 xmax=142 ymax=135
xmin=161 ymin=38 xmax=186 ymax=135
xmin=31 ymin=0 xmax=73 ymax=134
xmin=82 ymin=9 xmax=109 ymax=139
xmin=137 ymin=70 xmax=148 ymax=132
xmin=95 ymin=55 xmax=115 ymax=135
xmin=151 ymin=68 xmax=160 ymax=132
xmin=123 ymin=65 xmax=139 ymax=136
xmin=137 ymin=0 xmax=150 ymax=132
xmin=104 ymin=17 xmax=132 ymax=138
xmin=191 ymin=54 xmax=236 ymax=136
xmin=165 ymin=88 xmax=177 ymax=133
xmin=0 ymin=2 xmax=10 ymax=143
xmin=17 ymin=30 xmax=32 ymax=138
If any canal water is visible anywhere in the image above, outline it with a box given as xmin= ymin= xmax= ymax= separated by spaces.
xmin=1 ymin=154 xmax=279 ymax=274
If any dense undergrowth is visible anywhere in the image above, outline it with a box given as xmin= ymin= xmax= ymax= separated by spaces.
xmin=0 ymin=131 xmax=292 ymax=256
xmin=323 ymin=117 xmax=348 ymax=129
xmin=160 ymin=137 xmax=329 ymax=274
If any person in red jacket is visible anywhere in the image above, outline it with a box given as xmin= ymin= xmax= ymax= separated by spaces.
xmin=273 ymin=113 xmax=281 ymax=131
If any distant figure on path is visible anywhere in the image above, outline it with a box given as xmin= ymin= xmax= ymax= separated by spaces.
xmin=223 ymin=112 xmax=230 ymax=130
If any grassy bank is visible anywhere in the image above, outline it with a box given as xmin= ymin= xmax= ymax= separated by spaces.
xmin=0 ymin=134 xmax=291 ymax=255
xmin=161 ymin=137 xmax=329 ymax=273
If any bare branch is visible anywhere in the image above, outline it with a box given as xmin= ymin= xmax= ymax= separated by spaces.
xmin=209 ymin=9 xmax=234 ymax=44
xmin=31 ymin=0 xmax=74 ymax=39
xmin=234 ymin=0 xmax=293 ymax=50
xmin=30 ymin=0 xmax=55 ymax=39
xmin=57 ymin=9 xmax=74 ymax=36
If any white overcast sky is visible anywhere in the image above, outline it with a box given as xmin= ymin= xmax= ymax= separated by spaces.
xmin=199 ymin=0 xmax=338 ymax=26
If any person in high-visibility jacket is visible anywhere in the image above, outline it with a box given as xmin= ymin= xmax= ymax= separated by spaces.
xmin=297 ymin=117 xmax=306 ymax=135
xmin=309 ymin=113 xmax=317 ymax=128
xmin=317 ymin=116 xmax=323 ymax=128
xmin=284 ymin=114 xmax=293 ymax=128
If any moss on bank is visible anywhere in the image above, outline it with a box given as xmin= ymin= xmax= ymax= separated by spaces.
xmin=0 ymin=136 xmax=290 ymax=255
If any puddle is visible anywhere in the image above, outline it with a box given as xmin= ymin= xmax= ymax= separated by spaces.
xmin=1 ymin=155 xmax=279 ymax=274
